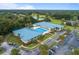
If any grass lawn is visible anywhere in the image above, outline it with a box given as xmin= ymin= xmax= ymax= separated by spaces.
xmin=64 ymin=25 xmax=74 ymax=31
xmin=76 ymin=27 xmax=79 ymax=29
xmin=49 ymin=41 xmax=58 ymax=48
xmin=44 ymin=33 xmax=53 ymax=39
xmin=51 ymin=19 xmax=62 ymax=24
xmin=50 ymin=19 xmax=78 ymax=31
xmin=38 ymin=33 xmax=54 ymax=42
xmin=26 ymin=43 xmax=38 ymax=49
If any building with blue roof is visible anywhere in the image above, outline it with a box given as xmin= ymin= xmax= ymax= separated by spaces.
xmin=13 ymin=22 xmax=64 ymax=43
xmin=34 ymin=22 xmax=64 ymax=30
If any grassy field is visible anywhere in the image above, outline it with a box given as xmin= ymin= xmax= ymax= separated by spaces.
xmin=50 ymin=19 xmax=79 ymax=30
xmin=38 ymin=33 xmax=54 ymax=41
xmin=51 ymin=19 xmax=62 ymax=24
xmin=64 ymin=25 xmax=74 ymax=30
xmin=49 ymin=42 xmax=58 ymax=48
xmin=26 ymin=42 xmax=38 ymax=49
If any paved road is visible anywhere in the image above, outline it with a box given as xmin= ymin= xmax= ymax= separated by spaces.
xmin=1 ymin=42 xmax=15 ymax=55
xmin=43 ymin=31 xmax=65 ymax=46
xmin=0 ymin=31 xmax=71 ymax=55
xmin=20 ymin=47 xmax=40 ymax=55
xmin=53 ymin=30 xmax=79 ymax=55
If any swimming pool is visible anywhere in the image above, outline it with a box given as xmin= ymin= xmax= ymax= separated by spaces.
xmin=34 ymin=28 xmax=47 ymax=33
xmin=13 ymin=28 xmax=47 ymax=43
xmin=13 ymin=28 xmax=43 ymax=43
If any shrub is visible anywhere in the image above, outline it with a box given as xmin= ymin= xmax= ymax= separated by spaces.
xmin=0 ymin=47 xmax=5 ymax=54
xmin=11 ymin=48 xmax=20 ymax=55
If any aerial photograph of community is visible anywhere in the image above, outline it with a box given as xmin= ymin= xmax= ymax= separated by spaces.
xmin=0 ymin=3 xmax=79 ymax=55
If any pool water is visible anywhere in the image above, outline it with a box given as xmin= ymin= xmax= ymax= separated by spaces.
xmin=13 ymin=28 xmax=47 ymax=43
xmin=13 ymin=28 xmax=43 ymax=43
xmin=34 ymin=28 xmax=47 ymax=33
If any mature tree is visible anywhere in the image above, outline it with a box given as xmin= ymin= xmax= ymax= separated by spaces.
xmin=72 ymin=15 xmax=78 ymax=21
xmin=0 ymin=47 xmax=5 ymax=54
xmin=66 ymin=28 xmax=71 ymax=34
xmin=59 ymin=35 xmax=65 ymax=41
xmin=0 ymin=35 xmax=4 ymax=45
xmin=71 ymin=48 xmax=79 ymax=55
xmin=39 ymin=44 xmax=49 ymax=55
xmin=61 ymin=18 xmax=66 ymax=25
xmin=11 ymin=48 xmax=20 ymax=55
xmin=0 ymin=12 xmax=35 ymax=35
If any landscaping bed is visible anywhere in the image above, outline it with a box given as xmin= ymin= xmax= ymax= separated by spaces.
xmin=7 ymin=34 xmax=23 ymax=46
xmin=23 ymin=33 xmax=54 ymax=50
xmin=49 ymin=42 xmax=58 ymax=48
xmin=6 ymin=32 xmax=55 ymax=50
xmin=39 ymin=44 xmax=49 ymax=55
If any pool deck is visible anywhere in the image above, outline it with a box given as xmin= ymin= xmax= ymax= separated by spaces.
xmin=34 ymin=22 xmax=64 ymax=30
xmin=13 ymin=27 xmax=48 ymax=43
xmin=13 ymin=28 xmax=43 ymax=43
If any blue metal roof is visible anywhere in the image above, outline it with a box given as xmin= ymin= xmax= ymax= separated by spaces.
xmin=34 ymin=22 xmax=64 ymax=29
xmin=13 ymin=28 xmax=43 ymax=43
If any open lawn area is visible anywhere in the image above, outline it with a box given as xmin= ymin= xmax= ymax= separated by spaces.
xmin=38 ymin=33 xmax=54 ymax=41
xmin=51 ymin=19 xmax=62 ymax=24
xmin=64 ymin=25 xmax=74 ymax=30
xmin=51 ymin=19 xmax=79 ymax=30
xmin=64 ymin=25 xmax=79 ymax=30
xmin=76 ymin=27 xmax=79 ymax=29
xmin=49 ymin=41 xmax=58 ymax=48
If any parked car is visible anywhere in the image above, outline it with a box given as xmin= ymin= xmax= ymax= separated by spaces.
xmin=49 ymin=49 xmax=54 ymax=55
